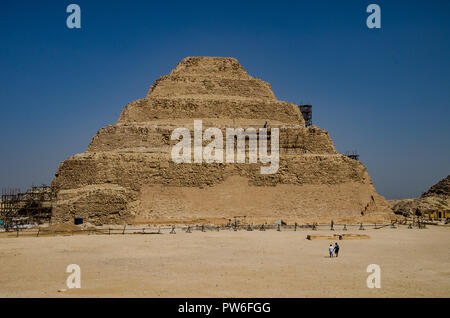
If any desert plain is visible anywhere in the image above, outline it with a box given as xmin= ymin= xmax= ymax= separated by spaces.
xmin=0 ymin=225 xmax=449 ymax=298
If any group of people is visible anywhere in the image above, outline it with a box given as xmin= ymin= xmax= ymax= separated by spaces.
xmin=328 ymin=242 xmax=340 ymax=257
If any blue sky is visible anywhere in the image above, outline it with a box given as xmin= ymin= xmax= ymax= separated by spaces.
xmin=0 ymin=0 xmax=449 ymax=199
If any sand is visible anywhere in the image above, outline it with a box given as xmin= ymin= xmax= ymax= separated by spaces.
xmin=0 ymin=226 xmax=449 ymax=297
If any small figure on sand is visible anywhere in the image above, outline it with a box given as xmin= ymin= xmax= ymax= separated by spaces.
xmin=329 ymin=243 xmax=334 ymax=257
xmin=334 ymin=242 xmax=340 ymax=257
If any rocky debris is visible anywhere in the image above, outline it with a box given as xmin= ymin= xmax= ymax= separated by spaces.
xmin=421 ymin=175 xmax=450 ymax=198
xmin=390 ymin=175 xmax=450 ymax=217
xmin=306 ymin=234 xmax=370 ymax=240
xmin=39 ymin=223 xmax=80 ymax=233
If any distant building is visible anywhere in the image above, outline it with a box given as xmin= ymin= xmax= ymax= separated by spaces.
xmin=428 ymin=210 xmax=449 ymax=219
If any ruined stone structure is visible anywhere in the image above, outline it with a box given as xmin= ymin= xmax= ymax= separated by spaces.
xmin=51 ymin=57 xmax=393 ymax=225
xmin=390 ymin=175 xmax=450 ymax=217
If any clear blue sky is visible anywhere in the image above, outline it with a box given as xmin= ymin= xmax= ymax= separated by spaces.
xmin=1 ymin=0 xmax=449 ymax=199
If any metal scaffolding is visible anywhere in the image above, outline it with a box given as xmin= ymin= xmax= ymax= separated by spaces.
xmin=344 ymin=150 xmax=360 ymax=161
xmin=0 ymin=185 xmax=55 ymax=229
xmin=298 ymin=105 xmax=312 ymax=127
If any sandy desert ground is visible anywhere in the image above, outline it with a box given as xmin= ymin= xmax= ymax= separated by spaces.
xmin=0 ymin=226 xmax=449 ymax=297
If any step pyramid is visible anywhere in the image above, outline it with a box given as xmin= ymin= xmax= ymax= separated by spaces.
xmin=51 ymin=57 xmax=393 ymax=225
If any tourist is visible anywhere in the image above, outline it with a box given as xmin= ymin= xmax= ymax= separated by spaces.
xmin=334 ymin=242 xmax=340 ymax=257
xmin=329 ymin=243 xmax=334 ymax=257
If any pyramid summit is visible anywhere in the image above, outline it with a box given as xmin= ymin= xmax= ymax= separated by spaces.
xmin=51 ymin=56 xmax=393 ymax=225
xmin=118 ymin=56 xmax=303 ymax=125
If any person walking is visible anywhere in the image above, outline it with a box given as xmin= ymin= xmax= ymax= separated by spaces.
xmin=334 ymin=242 xmax=340 ymax=257
xmin=329 ymin=243 xmax=334 ymax=258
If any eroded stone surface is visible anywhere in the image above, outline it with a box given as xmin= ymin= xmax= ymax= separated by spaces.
xmin=390 ymin=175 xmax=450 ymax=217
xmin=52 ymin=57 xmax=393 ymax=225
